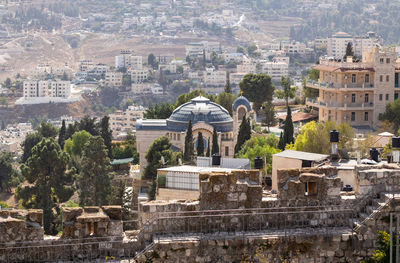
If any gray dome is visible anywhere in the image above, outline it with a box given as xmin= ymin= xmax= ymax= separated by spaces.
xmin=233 ymin=96 xmax=251 ymax=112
xmin=167 ymin=96 xmax=233 ymax=132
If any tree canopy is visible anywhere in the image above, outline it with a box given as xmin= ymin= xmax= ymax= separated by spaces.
xmin=237 ymin=134 xmax=280 ymax=174
xmin=379 ymin=99 xmax=400 ymax=135
xmin=239 ymin=73 xmax=275 ymax=110
xmin=235 ymin=116 xmax=251 ymax=154
xmin=276 ymin=76 xmax=296 ymax=108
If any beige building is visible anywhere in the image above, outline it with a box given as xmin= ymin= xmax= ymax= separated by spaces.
xmin=105 ymin=72 xmax=123 ymax=87
xmin=260 ymin=61 xmax=289 ymax=81
xmin=136 ymin=96 xmax=255 ymax=172
xmin=109 ymin=105 xmax=146 ymax=137
xmin=203 ymin=69 xmax=226 ymax=87
xmin=327 ymin=32 xmax=379 ymax=59
xmin=23 ymin=80 xmax=71 ymax=98
xmin=130 ymin=69 xmax=149 ymax=83
xmin=306 ymin=47 xmax=399 ymax=130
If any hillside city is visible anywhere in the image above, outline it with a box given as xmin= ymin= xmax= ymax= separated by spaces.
xmin=2 ymin=0 xmax=400 ymax=262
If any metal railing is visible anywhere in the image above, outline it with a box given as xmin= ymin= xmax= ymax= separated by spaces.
xmin=307 ymin=80 xmax=375 ymax=90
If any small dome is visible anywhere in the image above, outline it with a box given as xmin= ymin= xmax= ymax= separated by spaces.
xmin=233 ymin=96 xmax=251 ymax=112
xmin=167 ymin=96 xmax=233 ymax=132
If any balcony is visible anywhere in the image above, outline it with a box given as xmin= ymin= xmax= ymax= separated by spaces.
xmin=306 ymin=80 xmax=375 ymax=91
xmin=306 ymin=98 xmax=374 ymax=110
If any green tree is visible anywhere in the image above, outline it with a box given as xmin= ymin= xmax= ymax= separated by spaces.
xmin=237 ymin=134 xmax=280 ymax=174
xmin=290 ymin=121 xmax=354 ymax=155
xmin=197 ymin=132 xmax=204 ymax=156
xmin=0 ymin=152 xmax=16 ymax=192
xmin=307 ymin=69 xmax=320 ymax=81
xmin=64 ymin=130 xmax=92 ymax=157
xmin=276 ymin=76 xmax=296 ymax=109
xmin=143 ymin=136 xmax=173 ymax=181
xmin=262 ymin=101 xmax=277 ymax=132
xmin=184 ymin=120 xmax=194 ymax=162
xmin=302 ymin=76 xmax=319 ymax=99
xmin=247 ymin=43 xmax=258 ymax=55
xmin=344 ymin=42 xmax=354 ymax=59
xmin=239 ymin=74 xmax=275 ymax=110
xmin=78 ymin=115 xmax=99 ymax=136
xmin=361 ymin=231 xmax=393 ymax=263
xmin=224 ymin=72 xmax=232 ymax=93
xmin=78 ymin=136 xmax=111 ymax=206
xmin=37 ymin=122 xmax=58 ymax=138
xmin=278 ymin=132 xmax=285 ymax=150
xmin=58 ymin=120 xmax=66 ymax=149
xmin=282 ymin=107 xmax=294 ymax=148
xmin=4 ymin=77 xmax=11 ymax=89
xmin=148 ymin=53 xmax=158 ymax=69
xmin=235 ymin=116 xmax=251 ymax=154
xmin=237 ymin=46 xmax=245 ymax=54
xmin=206 ymin=138 xmax=210 ymax=157
xmin=380 ymin=99 xmax=400 ymax=135
xmin=216 ymin=92 xmax=236 ymax=116
xmin=212 ymin=126 xmax=219 ymax=155
xmin=99 ymin=116 xmax=113 ymax=158
xmin=144 ymin=103 xmax=173 ymax=119
xmin=18 ymin=138 xmax=72 ymax=234
xmin=21 ymin=132 xmax=43 ymax=163
xmin=122 ymin=73 xmax=131 ymax=88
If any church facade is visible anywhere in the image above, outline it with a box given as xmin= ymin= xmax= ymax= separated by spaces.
xmin=136 ymin=96 xmax=255 ymax=171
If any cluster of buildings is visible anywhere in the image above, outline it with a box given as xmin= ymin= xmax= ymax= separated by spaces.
xmin=109 ymin=105 xmax=146 ymax=138
xmin=0 ymin=122 xmax=33 ymax=153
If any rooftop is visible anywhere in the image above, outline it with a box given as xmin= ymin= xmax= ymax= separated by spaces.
xmin=273 ymin=150 xmax=329 ymax=162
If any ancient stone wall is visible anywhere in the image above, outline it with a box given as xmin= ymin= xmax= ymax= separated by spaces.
xmin=356 ymin=163 xmax=400 ymax=195
xmin=0 ymin=209 xmax=43 ymax=242
xmin=62 ymin=206 xmax=123 ymax=238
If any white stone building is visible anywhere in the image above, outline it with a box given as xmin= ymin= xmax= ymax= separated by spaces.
xmin=23 ymin=80 xmax=71 ymax=98
xmin=105 ymin=72 xmax=123 ymax=87
xmin=259 ymin=61 xmax=289 ymax=81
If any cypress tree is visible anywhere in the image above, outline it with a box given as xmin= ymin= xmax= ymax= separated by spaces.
xmin=58 ymin=120 xmax=66 ymax=149
xmin=278 ymin=131 xmax=285 ymax=150
xmin=211 ymin=126 xmax=219 ymax=155
xmin=224 ymin=72 xmax=232 ymax=93
xmin=282 ymin=107 xmax=294 ymax=147
xmin=99 ymin=116 xmax=113 ymax=159
xmin=235 ymin=116 xmax=251 ymax=154
xmin=184 ymin=120 xmax=194 ymax=161
xmin=206 ymin=138 xmax=210 ymax=157
xmin=344 ymin=42 xmax=354 ymax=60
xmin=197 ymin=132 xmax=204 ymax=156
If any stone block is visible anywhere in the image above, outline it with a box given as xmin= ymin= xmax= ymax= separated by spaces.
xmin=102 ymin=206 xmax=122 ymax=220
xmin=62 ymin=207 xmax=83 ymax=222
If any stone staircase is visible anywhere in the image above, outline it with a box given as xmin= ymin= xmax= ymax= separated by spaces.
xmin=352 ymin=193 xmax=394 ymax=234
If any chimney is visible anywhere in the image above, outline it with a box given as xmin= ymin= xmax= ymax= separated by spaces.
xmin=330 ymin=130 xmax=339 ymax=161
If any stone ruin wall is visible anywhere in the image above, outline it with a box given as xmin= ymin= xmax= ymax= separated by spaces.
xmin=0 ymin=209 xmax=43 ymax=243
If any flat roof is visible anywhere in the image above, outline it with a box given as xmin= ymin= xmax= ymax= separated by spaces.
xmin=273 ymin=150 xmax=329 ymax=162
xmin=158 ymin=165 xmax=241 ymax=173
xmin=110 ymin=158 xmax=134 ymax=165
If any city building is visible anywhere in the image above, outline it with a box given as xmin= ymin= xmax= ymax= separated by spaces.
xmin=130 ymin=69 xmax=149 ymax=83
xmin=23 ymin=80 xmax=71 ymax=98
xmin=109 ymin=105 xmax=146 ymax=137
xmin=327 ymin=32 xmax=380 ymax=59
xmin=259 ymin=61 xmax=289 ymax=81
xmin=115 ymin=51 xmax=143 ymax=70
xmin=203 ymin=69 xmax=226 ymax=87
xmin=136 ymin=96 xmax=256 ymax=171
xmin=105 ymin=72 xmax=123 ymax=87
xmin=306 ymin=47 xmax=399 ymax=130
xmin=281 ymin=41 xmax=306 ymax=54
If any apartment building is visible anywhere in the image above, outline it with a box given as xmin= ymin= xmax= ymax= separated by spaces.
xmin=79 ymin=60 xmax=94 ymax=72
xmin=204 ymin=69 xmax=226 ymax=87
xmin=327 ymin=32 xmax=379 ymax=59
xmin=185 ymin=41 xmax=221 ymax=60
xmin=109 ymin=105 xmax=146 ymax=137
xmin=23 ymin=80 xmax=71 ymax=98
xmin=105 ymin=72 xmax=123 ymax=87
xmin=306 ymin=47 xmax=399 ymax=130
xmin=259 ymin=61 xmax=289 ymax=81
xmin=237 ymin=63 xmax=256 ymax=74
xmin=130 ymin=69 xmax=149 ymax=83
xmin=115 ymin=51 xmax=143 ymax=70
xmin=281 ymin=41 xmax=306 ymax=54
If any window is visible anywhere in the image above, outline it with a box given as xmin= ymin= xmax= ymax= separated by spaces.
xmin=364 ymin=112 xmax=369 ymax=121
xmin=387 ymin=75 xmax=390 ymax=82
xmin=380 ymin=58 xmax=384 ymax=64
xmin=305 ymin=182 xmax=317 ymax=196
xmin=177 ymin=134 xmax=180 ymax=141
xmin=173 ymin=134 xmax=176 ymax=141
xmin=351 ymin=94 xmax=356 ymax=103
xmin=395 ymin=93 xmax=399 ymax=100
xmin=387 ymin=58 xmax=391 ymax=64
xmin=365 ymin=94 xmax=369 ymax=103
xmin=386 ymin=94 xmax=389 ymax=100
xmin=225 ymin=146 xmax=229 ymax=156
xmin=351 ymin=112 xmax=355 ymax=121
xmin=352 ymin=74 xmax=356 ymax=83
xmin=380 ymin=94 xmax=383 ymax=101
xmin=365 ymin=74 xmax=370 ymax=83
xmin=380 ymin=75 xmax=383 ymax=82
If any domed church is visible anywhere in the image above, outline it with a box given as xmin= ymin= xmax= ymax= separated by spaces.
xmin=136 ymin=96 xmax=255 ymax=171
